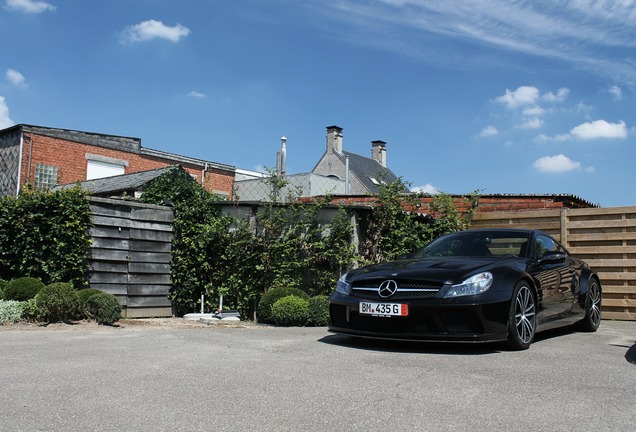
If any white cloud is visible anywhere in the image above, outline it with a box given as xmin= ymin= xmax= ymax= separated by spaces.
xmin=479 ymin=126 xmax=499 ymax=137
xmin=609 ymin=85 xmax=622 ymax=100
xmin=120 ymin=20 xmax=191 ymax=44
xmin=6 ymin=68 xmax=27 ymax=88
xmin=533 ymin=154 xmax=580 ymax=173
xmin=570 ymin=120 xmax=627 ymax=140
xmin=411 ymin=183 xmax=438 ymax=194
xmin=519 ymin=117 xmax=543 ymax=129
xmin=0 ymin=96 xmax=15 ymax=129
xmin=188 ymin=90 xmax=205 ymax=99
xmin=542 ymin=87 xmax=569 ymax=102
xmin=496 ymin=86 xmax=540 ymax=108
xmin=315 ymin=2 xmax=636 ymax=84
xmin=522 ymin=106 xmax=545 ymax=117
xmin=535 ymin=133 xmax=570 ymax=143
xmin=6 ymin=0 xmax=55 ymax=13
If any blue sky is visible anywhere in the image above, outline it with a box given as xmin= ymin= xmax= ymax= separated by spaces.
xmin=1 ymin=0 xmax=635 ymax=207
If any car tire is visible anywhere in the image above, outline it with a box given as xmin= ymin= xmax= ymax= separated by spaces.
xmin=576 ymin=278 xmax=601 ymax=332
xmin=507 ymin=281 xmax=536 ymax=350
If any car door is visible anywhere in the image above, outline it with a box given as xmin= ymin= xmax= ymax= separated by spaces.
xmin=528 ymin=234 xmax=576 ymax=323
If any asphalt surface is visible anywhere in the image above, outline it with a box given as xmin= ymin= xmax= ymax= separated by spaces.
xmin=0 ymin=320 xmax=634 ymax=432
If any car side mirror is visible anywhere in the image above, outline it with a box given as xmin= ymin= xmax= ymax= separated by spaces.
xmin=539 ymin=251 xmax=566 ymax=264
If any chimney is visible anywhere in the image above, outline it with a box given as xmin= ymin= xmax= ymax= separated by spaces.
xmin=371 ymin=140 xmax=387 ymax=167
xmin=326 ymin=125 xmax=343 ymax=154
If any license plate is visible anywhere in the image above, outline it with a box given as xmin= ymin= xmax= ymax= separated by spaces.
xmin=359 ymin=301 xmax=408 ymax=317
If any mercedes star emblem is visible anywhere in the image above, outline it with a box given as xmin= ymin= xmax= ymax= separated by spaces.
xmin=378 ymin=279 xmax=398 ymax=298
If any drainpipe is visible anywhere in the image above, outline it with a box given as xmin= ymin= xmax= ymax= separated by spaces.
xmin=17 ymin=131 xmax=24 ymax=194
xmin=345 ymin=155 xmax=350 ymax=194
xmin=201 ymin=163 xmax=209 ymax=189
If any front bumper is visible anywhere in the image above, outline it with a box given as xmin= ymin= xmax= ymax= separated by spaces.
xmin=328 ymin=291 xmax=511 ymax=343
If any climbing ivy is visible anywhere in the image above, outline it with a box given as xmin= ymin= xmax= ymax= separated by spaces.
xmin=0 ymin=186 xmax=92 ymax=287
xmin=141 ymin=168 xmax=477 ymax=318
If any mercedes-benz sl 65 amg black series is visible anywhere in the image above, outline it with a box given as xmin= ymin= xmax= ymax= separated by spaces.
xmin=329 ymin=228 xmax=602 ymax=350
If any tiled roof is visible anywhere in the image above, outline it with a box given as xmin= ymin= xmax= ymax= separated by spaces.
xmin=54 ymin=166 xmax=178 ymax=196
xmin=340 ymin=150 xmax=403 ymax=194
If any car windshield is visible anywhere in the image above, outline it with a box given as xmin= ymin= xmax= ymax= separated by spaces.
xmin=412 ymin=231 xmax=531 ymax=259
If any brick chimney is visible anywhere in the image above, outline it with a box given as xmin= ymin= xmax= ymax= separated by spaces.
xmin=371 ymin=140 xmax=387 ymax=167
xmin=326 ymin=125 xmax=343 ymax=154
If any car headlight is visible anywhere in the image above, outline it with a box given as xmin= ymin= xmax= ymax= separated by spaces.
xmin=335 ymin=273 xmax=351 ymax=295
xmin=444 ymin=272 xmax=493 ymax=298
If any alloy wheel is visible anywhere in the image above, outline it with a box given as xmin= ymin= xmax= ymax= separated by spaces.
xmin=515 ymin=285 xmax=535 ymax=344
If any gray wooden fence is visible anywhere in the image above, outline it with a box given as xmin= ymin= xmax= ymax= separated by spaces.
xmin=88 ymin=197 xmax=173 ymax=317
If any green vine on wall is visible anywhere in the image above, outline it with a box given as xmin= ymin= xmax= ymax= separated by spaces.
xmin=142 ymin=167 xmax=478 ymax=318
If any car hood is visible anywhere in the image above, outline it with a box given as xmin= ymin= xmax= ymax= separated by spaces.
xmin=347 ymin=256 xmax=514 ymax=285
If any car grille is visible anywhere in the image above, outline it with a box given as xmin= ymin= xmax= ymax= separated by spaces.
xmin=351 ymin=279 xmax=443 ymax=300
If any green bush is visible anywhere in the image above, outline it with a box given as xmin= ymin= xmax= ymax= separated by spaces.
xmin=3 ymin=277 xmax=45 ymax=302
xmin=0 ymin=279 xmax=6 ymax=299
xmin=36 ymin=282 xmax=80 ymax=323
xmin=86 ymin=292 xmax=121 ymax=325
xmin=77 ymin=288 xmax=103 ymax=317
xmin=271 ymin=295 xmax=309 ymax=326
xmin=0 ymin=300 xmax=25 ymax=324
xmin=257 ymin=287 xmax=309 ymax=323
xmin=307 ymin=295 xmax=330 ymax=327
xmin=21 ymin=298 xmax=41 ymax=322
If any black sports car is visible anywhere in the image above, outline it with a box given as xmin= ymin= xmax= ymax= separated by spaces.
xmin=329 ymin=228 xmax=602 ymax=349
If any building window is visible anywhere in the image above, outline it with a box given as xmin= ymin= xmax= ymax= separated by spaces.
xmin=34 ymin=163 xmax=58 ymax=190
xmin=86 ymin=159 xmax=125 ymax=180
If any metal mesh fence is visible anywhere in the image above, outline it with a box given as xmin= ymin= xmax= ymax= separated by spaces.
xmin=233 ymin=173 xmax=346 ymax=203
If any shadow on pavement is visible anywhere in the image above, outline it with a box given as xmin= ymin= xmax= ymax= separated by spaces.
xmin=319 ymin=324 xmax=584 ymax=355
xmin=625 ymin=343 xmax=636 ymax=365
xmin=318 ymin=333 xmax=500 ymax=355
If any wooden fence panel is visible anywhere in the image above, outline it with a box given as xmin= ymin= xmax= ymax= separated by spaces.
xmin=472 ymin=206 xmax=636 ymax=321
xmin=88 ymin=197 xmax=173 ymax=318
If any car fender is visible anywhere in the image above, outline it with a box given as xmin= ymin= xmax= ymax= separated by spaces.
xmin=577 ymin=269 xmax=600 ymax=308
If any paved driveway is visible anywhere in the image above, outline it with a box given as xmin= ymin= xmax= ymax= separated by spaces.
xmin=0 ymin=320 xmax=634 ymax=432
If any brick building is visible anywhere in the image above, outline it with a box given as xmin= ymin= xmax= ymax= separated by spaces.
xmin=317 ymin=193 xmax=598 ymax=214
xmin=0 ymin=124 xmax=235 ymax=198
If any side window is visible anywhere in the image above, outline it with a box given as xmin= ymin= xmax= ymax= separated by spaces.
xmin=534 ymin=235 xmax=560 ymax=258
xmin=34 ymin=163 xmax=59 ymax=190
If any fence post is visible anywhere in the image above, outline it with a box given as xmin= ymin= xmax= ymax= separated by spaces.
xmin=560 ymin=208 xmax=568 ymax=247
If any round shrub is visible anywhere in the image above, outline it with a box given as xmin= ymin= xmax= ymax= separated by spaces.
xmin=3 ymin=277 xmax=45 ymax=302
xmin=307 ymin=295 xmax=330 ymax=327
xmin=271 ymin=295 xmax=309 ymax=326
xmin=0 ymin=300 xmax=25 ymax=324
xmin=86 ymin=292 xmax=121 ymax=325
xmin=21 ymin=298 xmax=41 ymax=322
xmin=257 ymin=287 xmax=309 ymax=323
xmin=0 ymin=279 xmax=7 ymax=300
xmin=77 ymin=288 xmax=103 ymax=317
xmin=36 ymin=282 xmax=81 ymax=323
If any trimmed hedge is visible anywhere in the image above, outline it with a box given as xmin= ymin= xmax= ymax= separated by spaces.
xmin=77 ymin=288 xmax=103 ymax=317
xmin=271 ymin=295 xmax=309 ymax=326
xmin=257 ymin=287 xmax=309 ymax=324
xmin=307 ymin=295 xmax=330 ymax=327
xmin=3 ymin=277 xmax=45 ymax=302
xmin=86 ymin=292 xmax=121 ymax=325
xmin=36 ymin=282 xmax=80 ymax=323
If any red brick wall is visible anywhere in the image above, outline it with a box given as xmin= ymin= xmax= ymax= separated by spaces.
xmin=19 ymin=133 xmax=234 ymax=195
xmin=306 ymin=195 xmax=572 ymax=215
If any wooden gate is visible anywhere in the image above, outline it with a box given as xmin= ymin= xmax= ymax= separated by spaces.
xmin=87 ymin=197 xmax=173 ymax=317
